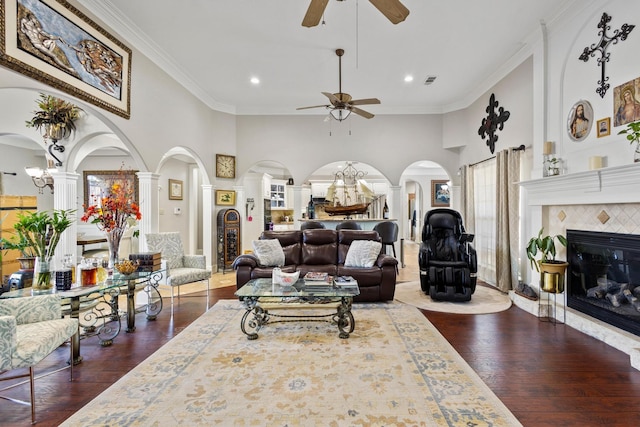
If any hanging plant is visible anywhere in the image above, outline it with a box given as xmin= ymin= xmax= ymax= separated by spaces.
xmin=25 ymin=93 xmax=82 ymax=140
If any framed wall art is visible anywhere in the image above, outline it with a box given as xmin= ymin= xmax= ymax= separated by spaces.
xmin=567 ymin=100 xmax=593 ymax=142
xmin=168 ymin=179 xmax=183 ymax=200
xmin=83 ymin=169 xmax=138 ymax=208
xmin=597 ymin=117 xmax=611 ymax=138
xmin=431 ymin=180 xmax=450 ymax=207
xmin=0 ymin=0 xmax=132 ymax=118
xmin=613 ymin=78 xmax=640 ymax=127
xmin=215 ymin=190 xmax=236 ymax=206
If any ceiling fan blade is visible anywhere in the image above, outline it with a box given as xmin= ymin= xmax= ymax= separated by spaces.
xmin=369 ymin=0 xmax=410 ymax=24
xmin=302 ymin=0 xmax=329 ymax=27
xmin=350 ymin=106 xmax=375 ymax=119
xmin=322 ymin=91 xmax=341 ymax=105
xmin=350 ymin=98 xmax=381 ymax=106
xmin=296 ymin=104 xmax=330 ymax=110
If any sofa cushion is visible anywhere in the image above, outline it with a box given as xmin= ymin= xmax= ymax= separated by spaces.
xmin=301 ymin=229 xmax=338 ymax=265
xmin=344 ymin=240 xmax=382 ymax=268
xmin=252 ymin=239 xmax=286 ymax=267
xmin=261 ymin=231 xmax=302 ymax=265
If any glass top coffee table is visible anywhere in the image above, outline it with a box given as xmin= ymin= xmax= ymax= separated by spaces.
xmin=235 ymin=277 xmax=360 ymax=339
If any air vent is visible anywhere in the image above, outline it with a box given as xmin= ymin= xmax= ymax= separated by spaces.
xmin=424 ymin=75 xmax=437 ymax=85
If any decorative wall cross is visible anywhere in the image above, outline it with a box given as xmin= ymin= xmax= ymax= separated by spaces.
xmin=579 ymin=12 xmax=634 ymax=98
xmin=478 ymin=93 xmax=510 ymax=154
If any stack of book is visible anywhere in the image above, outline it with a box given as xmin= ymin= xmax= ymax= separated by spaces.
xmin=129 ymin=252 xmax=162 ymax=272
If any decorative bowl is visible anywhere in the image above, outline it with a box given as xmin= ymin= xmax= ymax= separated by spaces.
xmin=115 ymin=260 xmax=139 ymax=275
xmin=278 ymin=270 xmax=300 ymax=286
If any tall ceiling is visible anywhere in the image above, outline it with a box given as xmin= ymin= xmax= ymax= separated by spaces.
xmin=81 ymin=0 xmax=576 ymax=117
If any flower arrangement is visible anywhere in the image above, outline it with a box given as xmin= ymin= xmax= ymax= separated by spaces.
xmin=25 ymin=93 xmax=82 ymax=139
xmin=81 ymin=169 xmax=141 ymax=233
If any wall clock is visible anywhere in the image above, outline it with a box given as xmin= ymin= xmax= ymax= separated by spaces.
xmin=216 ymin=154 xmax=236 ymax=179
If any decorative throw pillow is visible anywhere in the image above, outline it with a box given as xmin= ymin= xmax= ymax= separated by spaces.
xmin=344 ymin=240 xmax=382 ymax=268
xmin=252 ymin=239 xmax=285 ymax=267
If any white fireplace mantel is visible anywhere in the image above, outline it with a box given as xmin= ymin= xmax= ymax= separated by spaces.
xmin=519 ymin=163 xmax=640 ymax=206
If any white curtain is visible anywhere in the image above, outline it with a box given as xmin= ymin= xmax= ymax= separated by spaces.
xmin=471 ymin=158 xmax=497 ymax=286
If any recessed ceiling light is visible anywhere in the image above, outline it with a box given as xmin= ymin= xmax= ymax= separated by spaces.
xmin=250 ymin=77 xmax=260 ymax=85
xmin=404 ymin=75 xmax=414 ymax=83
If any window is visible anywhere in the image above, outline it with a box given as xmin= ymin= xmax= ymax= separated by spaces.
xmin=472 ymin=159 xmax=496 ymax=285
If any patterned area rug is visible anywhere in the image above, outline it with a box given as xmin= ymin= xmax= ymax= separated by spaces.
xmin=395 ymin=281 xmax=512 ymax=314
xmin=61 ymin=300 xmax=521 ymax=426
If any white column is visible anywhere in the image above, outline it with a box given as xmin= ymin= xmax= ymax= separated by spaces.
xmin=388 ymin=184 xmax=402 ymax=233
xmin=50 ymin=171 xmax=80 ymax=267
xmin=136 ymin=172 xmax=160 ymax=252
xmin=202 ymin=184 xmax=214 ymax=271
xmin=292 ymin=185 xmax=302 ymax=228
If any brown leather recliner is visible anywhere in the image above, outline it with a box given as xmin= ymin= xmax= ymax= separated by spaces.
xmin=233 ymin=229 xmax=397 ymax=302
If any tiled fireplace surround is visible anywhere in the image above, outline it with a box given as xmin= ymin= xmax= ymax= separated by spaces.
xmin=518 ymin=163 xmax=640 ymax=370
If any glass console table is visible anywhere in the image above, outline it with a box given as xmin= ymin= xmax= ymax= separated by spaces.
xmin=0 ymin=269 xmax=163 ymax=364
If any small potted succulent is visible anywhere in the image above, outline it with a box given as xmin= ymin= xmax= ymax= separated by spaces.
xmin=25 ymin=93 xmax=82 ymax=140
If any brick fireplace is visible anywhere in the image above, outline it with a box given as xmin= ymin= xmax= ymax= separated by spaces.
xmin=520 ymin=163 xmax=640 ymax=369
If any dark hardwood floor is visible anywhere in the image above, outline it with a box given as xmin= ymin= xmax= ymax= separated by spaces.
xmin=3 ymin=285 xmax=640 ymax=426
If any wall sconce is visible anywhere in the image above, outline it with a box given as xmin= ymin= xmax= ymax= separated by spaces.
xmin=24 ymin=166 xmax=54 ymax=194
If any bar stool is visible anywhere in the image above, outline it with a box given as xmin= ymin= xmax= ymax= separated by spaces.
xmin=336 ymin=220 xmax=361 ymax=230
xmin=373 ymin=221 xmax=399 ymax=271
xmin=301 ymin=221 xmax=325 ymax=230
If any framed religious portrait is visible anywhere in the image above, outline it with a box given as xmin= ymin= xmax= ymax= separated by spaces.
xmin=613 ymin=78 xmax=640 ymax=127
xmin=597 ymin=117 xmax=611 ymax=138
xmin=0 ymin=0 xmax=132 ymax=118
xmin=168 ymin=179 xmax=183 ymax=200
xmin=567 ymin=100 xmax=593 ymax=142
xmin=431 ymin=180 xmax=450 ymax=207
xmin=215 ymin=190 xmax=236 ymax=206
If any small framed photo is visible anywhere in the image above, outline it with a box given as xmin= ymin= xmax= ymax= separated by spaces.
xmin=597 ymin=117 xmax=611 ymax=138
xmin=215 ymin=189 xmax=236 ymax=206
xmin=169 ymin=179 xmax=183 ymax=200
xmin=431 ymin=180 xmax=450 ymax=207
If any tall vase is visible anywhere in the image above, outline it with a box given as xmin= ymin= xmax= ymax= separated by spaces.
xmin=106 ymin=228 xmax=124 ymax=269
xmin=33 ymin=256 xmax=53 ymax=293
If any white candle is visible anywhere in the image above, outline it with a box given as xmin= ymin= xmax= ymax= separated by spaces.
xmin=543 ymin=141 xmax=553 ymax=155
xmin=589 ymin=156 xmax=603 ymax=170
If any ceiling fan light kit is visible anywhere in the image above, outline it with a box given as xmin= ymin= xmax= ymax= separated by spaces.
xmin=297 ymin=48 xmax=380 ymax=121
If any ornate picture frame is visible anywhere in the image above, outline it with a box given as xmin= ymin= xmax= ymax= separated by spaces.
xmin=0 ymin=0 xmax=132 ymax=118
xmin=83 ymin=169 xmax=138 ymax=208
xmin=431 ymin=180 xmax=450 ymax=207
xmin=215 ymin=190 xmax=236 ymax=206
xmin=168 ymin=179 xmax=183 ymax=200
xmin=567 ymin=100 xmax=593 ymax=142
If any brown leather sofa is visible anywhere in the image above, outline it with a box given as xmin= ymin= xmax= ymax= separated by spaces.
xmin=233 ymin=229 xmax=398 ymax=302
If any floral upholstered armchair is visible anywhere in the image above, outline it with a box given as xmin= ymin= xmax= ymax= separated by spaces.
xmin=0 ymin=294 xmax=79 ymax=424
xmin=145 ymin=232 xmax=212 ymax=314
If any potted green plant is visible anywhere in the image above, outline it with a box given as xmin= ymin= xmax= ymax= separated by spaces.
xmin=25 ymin=93 xmax=82 ymax=140
xmin=526 ymin=227 xmax=568 ymax=293
xmin=617 ymin=120 xmax=640 ymax=163
xmin=10 ymin=209 xmax=75 ymax=291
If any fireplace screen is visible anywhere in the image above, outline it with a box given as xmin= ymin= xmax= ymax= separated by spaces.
xmin=567 ymin=229 xmax=640 ymax=336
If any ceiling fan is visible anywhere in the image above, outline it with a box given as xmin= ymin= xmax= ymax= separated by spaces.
xmin=296 ymin=48 xmax=380 ymax=121
xmin=302 ymin=0 xmax=410 ymax=27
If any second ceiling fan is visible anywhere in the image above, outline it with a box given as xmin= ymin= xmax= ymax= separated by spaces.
xmin=302 ymin=0 xmax=410 ymax=27
xmin=297 ymin=48 xmax=380 ymax=121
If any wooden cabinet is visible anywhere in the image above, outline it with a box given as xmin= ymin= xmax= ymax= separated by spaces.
xmin=0 ymin=196 xmax=37 ymax=282
xmin=216 ymin=208 xmax=241 ymax=272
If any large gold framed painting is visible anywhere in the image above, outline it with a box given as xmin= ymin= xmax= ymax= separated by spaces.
xmin=0 ymin=0 xmax=131 ymax=118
